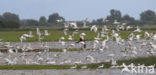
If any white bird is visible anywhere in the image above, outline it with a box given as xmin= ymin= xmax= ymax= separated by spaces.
xmin=131 ymin=47 xmax=137 ymax=57
xmin=144 ymin=31 xmax=150 ymax=38
xmin=70 ymin=22 xmax=78 ymax=29
xmin=98 ymin=64 xmax=104 ymax=68
xmin=8 ymin=48 xmax=14 ymax=53
xmin=101 ymin=40 xmax=108 ymax=50
xmin=83 ymin=18 xmax=88 ymax=28
xmin=111 ymin=59 xmax=117 ymax=66
xmin=28 ymin=31 xmax=34 ymax=37
xmin=113 ymin=20 xmax=120 ymax=25
xmin=134 ymin=26 xmax=141 ymax=32
xmin=59 ymin=37 xmax=65 ymax=41
xmin=56 ymin=19 xmax=63 ymax=23
xmin=90 ymin=25 xmax=98 ymax=32
xmin=70 ymin=65 xmax=77 ymax=69
xmin=128 ymin=33 xmax=134 ymax=41
xmin=152 ymin=34 xmax=156 ymax=40
xmin=149 ymin=42 xmax=156 ymax=49
xmin=63 ymin=59 xmax=72 ymax=64
xmin=103 ymin=18 xmax=109 ymax=23
xmin=63 ymin=29 xmax=68 ymax=35
xmin=59 ymin=37 xmax=66 ymax=46
xmin=136 ymin=35 xmax=141 ymax=40
xmin=119 ymin=25 xmax=125 ymax=30
xmin=81 ymin=65 xmax=87 ymax=69
xmin=122 ymin=23 xmax=127 ymax=25
xmin=68 ymin=35 xmax=73 ymax=40
xmin=44 ymin=30 xmax=50 ymax=36
xmin=47 ymin=60 xmax=56 ymax=65
xmin=27 ymin=43 xmax=33 ymax=50
xmin=64 ymin=22 xmax=69 ymax=28
xmin=102 ymin=25 xmax=109 ymax=32
xmin=36 ymin=27 xmax=41 ymax=36
xmin=94 ymin=32 xmax=101 ymax=40
xmin=20 ymin=36 xmax=26 ymax=42
xmin=63 ymin=49 xmax=67 ymax=53
xmin=126 ymin=26 xmax=133 ymax=30
xmin=74 ymin=60 xmax=82 ymax=64
xmin=5 ymin=58 xmax=17 ymax=65
xmin=86 ymin=55 xmax=95 ymax=63
xmin=60 ymin=41 xmax=66 ymax=46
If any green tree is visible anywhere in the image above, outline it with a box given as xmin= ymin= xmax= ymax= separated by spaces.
xmin=48 ymin=13 xmax=65 ymax=23
xmin=25 ymin=19 xmax=39 ymax=26
xmin=39 ymin=16 xmax=47 ymax=25
xmin=0 ymin=15 xmax=4 ymax=21
xmin=107 ymin=9 xmax=122 ymax=22
xmin=4 ymin=21 xmax=20 ymax=28
xmin=21 ymin=19 xmax=39 ymax=26
xmin=3 ymin=12 xmax=20 ymax=22
xmin=122 ymin=14 xmax=134 ymax=21
xmin=0 ymin=20 xmax=5 ymax=28
xmin=140 ymin=10 xmax=156 ymax=25
xmin=140 ymin=10 xmax=156 ymax=21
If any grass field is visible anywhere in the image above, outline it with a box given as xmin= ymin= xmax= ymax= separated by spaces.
xmin=0 ymin=27 xmax=156 ymax=42
xmin=0 ymin=56 xmax=155 ymax=70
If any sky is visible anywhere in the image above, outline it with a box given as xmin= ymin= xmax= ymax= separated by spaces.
xmin=0 ymin=0 xmax=155 ymax=21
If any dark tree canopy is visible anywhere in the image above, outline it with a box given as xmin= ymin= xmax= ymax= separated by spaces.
xmin=39 ymin=16 xmax=47 ymax=25
xmin=21 ymin=19 xmax=39 ymax=26
xmin=48 ymin=13 xmax=65 ymax=23
xmin=3 ymin=12 xmax=20 ymax=22
xmin=140 ymin=10 xmax=156 ymax=21
xmin=0 ymin=20 xmax=20 ymax=28
xmin=107 ymin=9 xmax=122 ymax=22
xmin=122 ymin=14 xmax=135 ymax=21
xmin=0 ymin=12 xmax=21 ymax=28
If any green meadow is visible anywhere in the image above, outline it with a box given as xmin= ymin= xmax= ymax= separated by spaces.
xmin=0 ymin=26 xmax=156 ymax=42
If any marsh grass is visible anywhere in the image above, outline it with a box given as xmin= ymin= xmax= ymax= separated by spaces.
xmin=0 ymin=62 xmax=111 ymax=70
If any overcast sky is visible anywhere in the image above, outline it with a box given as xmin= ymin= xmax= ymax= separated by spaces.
xmin=0 ymin=0 xmax=155 ymax=21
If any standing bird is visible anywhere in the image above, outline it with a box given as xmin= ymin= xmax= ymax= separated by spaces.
xmin=44 ymin=30 xmax=50 ymax=36
xmin=28 ymin=31 xmax=34 ymax=38
xmin=83 ymin=18 xmax=88 ymax=28
xmin=68 ymin=35 xmax=73 ymax=41
xmin=76 ymin=33 xmax=86 ymax=49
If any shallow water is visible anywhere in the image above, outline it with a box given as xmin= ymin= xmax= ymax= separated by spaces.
xmin=0 ymin=41 xmax=155 ymax=65
xmin=0 ymin=69 xmax=156 ymax=75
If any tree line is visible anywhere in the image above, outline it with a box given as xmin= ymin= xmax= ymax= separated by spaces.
xmin=90 ymin=9 xmax=156 ymax=25
xmin=0 ymin=9 xmax=156 ymax=28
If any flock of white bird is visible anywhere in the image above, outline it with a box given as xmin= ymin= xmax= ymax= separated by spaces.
xmin=0 ymin=19 xmax=156 ymax=69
